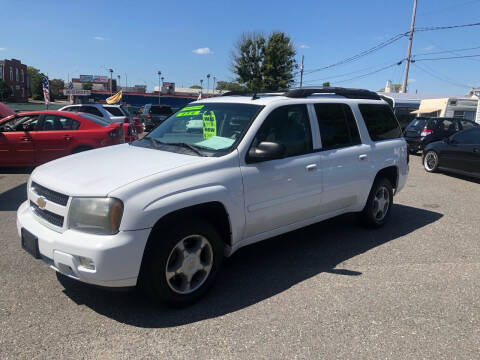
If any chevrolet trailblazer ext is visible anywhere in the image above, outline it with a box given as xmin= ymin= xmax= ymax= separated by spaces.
xmin=17 ymin=88 xmax=408 ymax=307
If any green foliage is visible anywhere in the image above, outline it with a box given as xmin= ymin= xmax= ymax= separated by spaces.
xmin=27 ymin=66 xmax=46 ymax=100
xmin=216 ymin=81 xmax=247 ymax=92
xmin=0 ymin=79 xmax=12 ymax=101
xmin=189 ymin=84 xmax=202 ymax=89
xmin=322 ymin=82 xmax=331 ymax=88
xmin=82 ymin=82 xmax=93 ymax=90
xmin=231 ymin=31 xmax=296 ymax=91
xmin=49 ymin=79 xmax=66 ymax=101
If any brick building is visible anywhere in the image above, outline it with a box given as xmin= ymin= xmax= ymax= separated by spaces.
xmin=0 ymin=59 xmax=29 ymax=102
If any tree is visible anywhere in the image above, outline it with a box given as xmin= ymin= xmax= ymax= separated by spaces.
xmin=231 ymin=31 xmax=296 ymax=91
xmin=322 ymin=82 xmax=331 ymax=88
xmin=189 ymin=84 xmax=201 ymax=89
xmin=261 ymin=32 xmax=296 ymax=90
xmin=0 ymin=80 xmax=12 ymax=101
xmin=82 ymin=82 xmax=93 ymax=90
xmin=49 ymin=79 xmax=66 ymax=101
xmin=216 ymin=81 xmax=247 ymax=92
xmin=27 ymin=66 xmax=46 ymax=100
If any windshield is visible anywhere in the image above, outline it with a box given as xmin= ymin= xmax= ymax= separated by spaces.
xmin=135 ymin=102 xmax=263 ymax=156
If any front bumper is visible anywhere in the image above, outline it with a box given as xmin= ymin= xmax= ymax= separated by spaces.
xmin=17 ymin=200 xmax=151 ymax=287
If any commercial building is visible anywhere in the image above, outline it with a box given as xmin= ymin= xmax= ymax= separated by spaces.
xmin=0 ymin=58 xmax=29 ymax=102
xmin=71 ymin=75 xmax=116 ymax=92
xmin=411 ymin=97 xmax=478 ymax=123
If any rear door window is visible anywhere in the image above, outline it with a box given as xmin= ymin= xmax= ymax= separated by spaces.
xmin=314 ymin=103 xmax=361 ymax=150
xmin=40 ymin=115 xmax=80 ymax=131
xmin=358 ymin=104 xmax=403 ymax=141
xmin=79 ymin=106 xmax=103 ymax=117
xmin=460 ymin=120 xmax=477 ymax=130
xmin=104 ymin=107 xmax=124 ymax=116
xmin=453 ymin=128 xmax=480 ymax=145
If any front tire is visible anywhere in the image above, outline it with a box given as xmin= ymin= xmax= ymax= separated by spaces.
xmin=141 ymin=220 xmax=223 ymax=307
xmin=358 ymin=178 xmax=393 ymax=228
xmin=423 ymin=150 xmax=439 ymax=173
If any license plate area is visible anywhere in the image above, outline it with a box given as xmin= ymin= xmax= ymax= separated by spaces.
xmin=21 ymin=228 xmax=41 ymax=259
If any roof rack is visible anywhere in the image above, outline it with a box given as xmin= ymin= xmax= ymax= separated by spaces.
xmin=285 ymin=87 xmax=381 ymax=100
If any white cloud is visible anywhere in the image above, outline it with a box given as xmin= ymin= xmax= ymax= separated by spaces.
xmin=299 ymin=44 xmax=310 ymax=49
xmin=423 ymin=45 xmax=435 ymax=51
xmin=192 ymin=47 xmax=213 ymax=55
xmin=408 ymin=78 xmax=417 ymax=83
xmin=93 ymin=36 xmax=108 ymax=41
xmin=0 ymin=47 xmax=5 ymax=51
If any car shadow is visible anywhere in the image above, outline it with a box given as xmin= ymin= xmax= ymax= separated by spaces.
xmin=57 ymin=204 xmax=442 ymax=328
xmin=0 ymin=182 xmax=27 ymax=211
xmin=438 ymin=171 xmax=480 ymax=184
xmin=0 ymin=166 xmax=34 ymax=174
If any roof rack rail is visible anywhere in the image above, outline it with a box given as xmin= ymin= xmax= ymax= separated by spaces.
xmin=221 ymin=90 xmax=287 ymax=99
xmin=285 ymin=87 xmax=381 ymax=100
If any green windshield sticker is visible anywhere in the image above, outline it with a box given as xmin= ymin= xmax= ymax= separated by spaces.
xmin=202 ymin=111 xmax=217 ymax=139
xmin=182 ymin=105 xmax=204 ymax=111
xmin=176 ymin=110 xmax=201 ymax=117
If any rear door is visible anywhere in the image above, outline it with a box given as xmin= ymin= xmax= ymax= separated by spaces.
xmin=30 ymin=114 xmax=81 ymax=164
xmin=315 ymin=103 xmax=371 ymax=213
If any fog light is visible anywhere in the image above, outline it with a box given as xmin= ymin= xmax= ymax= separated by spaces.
xmin=77 ymin=256 xmax=95 ymax=270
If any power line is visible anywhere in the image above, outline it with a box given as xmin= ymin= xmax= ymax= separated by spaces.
xmin=415 ymin=21 xmax=480 ymax=32
xmin=413 ymin=54 xmax=480 ymax=61
xmin=302 ymin=33 xmax=407 ymax=75
xmin=413 ymin=45 xmax=480 ymax=57
xmin=413 ymin=63 xmax=475 ymax=89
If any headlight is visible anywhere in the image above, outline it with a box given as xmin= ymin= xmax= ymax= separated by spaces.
xmin=68 ymin=197 xmax=123 ymax=235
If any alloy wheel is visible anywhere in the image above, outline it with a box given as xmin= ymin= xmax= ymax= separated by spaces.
xmin=372 ymin=186 xmax=390 ymax=221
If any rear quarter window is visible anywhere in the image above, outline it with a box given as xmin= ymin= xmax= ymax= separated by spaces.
xmin=104 ymin=107 xmax=124 ymax=116
xmin=359 ymin=104 xmax=403 ymax=141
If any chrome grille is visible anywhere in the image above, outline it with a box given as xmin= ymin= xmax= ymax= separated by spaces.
xmin=30 ymin=201 xmax=64 ymax=227
xmin=31 ymin=182 xmax=69 ymax=206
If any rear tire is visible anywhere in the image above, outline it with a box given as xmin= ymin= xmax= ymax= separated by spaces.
xmin=140 ymin=220 xmax=223 ymax=307
xmin=423 ymin=150 xmax=439 ymax=173
xmin=358 ymin=178 xmax=393 ymax=228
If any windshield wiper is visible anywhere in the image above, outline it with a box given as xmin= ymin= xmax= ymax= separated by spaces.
xmin=143 ymin=136 xmax=161 ymax=149
xmin=166 ymin=142 xmax=207 ymax=157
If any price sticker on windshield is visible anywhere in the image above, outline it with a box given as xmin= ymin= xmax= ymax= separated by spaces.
xmin=176 ymin=105 xmax=204 ymax=117
xmin=202 ymin=111 xmax=217 ymax=139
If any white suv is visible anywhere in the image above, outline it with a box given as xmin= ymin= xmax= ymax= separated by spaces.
xmin=17 ymin=87 xmax=408 ymax=306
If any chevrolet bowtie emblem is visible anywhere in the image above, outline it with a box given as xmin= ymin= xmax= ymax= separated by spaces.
xmin=37 ymin=196 xmax=47 ymax=209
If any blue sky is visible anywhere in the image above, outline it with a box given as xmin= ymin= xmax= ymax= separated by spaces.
xmin=1 ymin=0 xmax=479 ymax=94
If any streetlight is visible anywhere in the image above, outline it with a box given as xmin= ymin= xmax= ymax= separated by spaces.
xmin=108 ymin=68 xmax=113 ymax=95
xmin=117 ymin=75 xmax=121 ymax=89
xmin=206 ymin=74 xmax=211 ymax=96
xmin=213 ymin=76 xmax=216 ymax=95
xmin=157 ymin=71 xmax=161 ymax=104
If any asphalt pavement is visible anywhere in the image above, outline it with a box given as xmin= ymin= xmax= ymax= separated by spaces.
xmin=0 ymin=158 xmax=479 ymax=359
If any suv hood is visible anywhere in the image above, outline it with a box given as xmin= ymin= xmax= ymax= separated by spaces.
xmin=32 ymin=144 xmax=209 ymax=196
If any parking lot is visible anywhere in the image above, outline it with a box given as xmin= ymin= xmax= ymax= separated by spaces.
xmin=0 ymin=157 xmax=479 ymax=359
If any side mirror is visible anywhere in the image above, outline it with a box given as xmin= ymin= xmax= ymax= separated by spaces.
xmin=247 ymin=141 xmax=286 ymax=163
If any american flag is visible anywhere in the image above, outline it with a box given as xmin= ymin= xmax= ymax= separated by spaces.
xmin=42 ymin=76 xmax=50 ymax=104
xmin=68 ymin=81 xmax=73 ymax=90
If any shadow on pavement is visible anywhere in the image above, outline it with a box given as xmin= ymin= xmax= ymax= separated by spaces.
xmin=0 ymin=167 xmax=34 ymax=174
xmin=57 ymin=204 xmax=442 ymax=328
xmin=0 ymin=182 xmax=27 ymax=211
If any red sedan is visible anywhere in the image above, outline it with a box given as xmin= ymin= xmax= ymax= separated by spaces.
xmin=0 ymin=111 xmax=125 ymax=167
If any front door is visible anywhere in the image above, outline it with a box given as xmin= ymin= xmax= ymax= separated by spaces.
xmin=0 ymin=115 xmax=39 ymax=166
xmin=241 ymin=104 xmax=322 ymax=238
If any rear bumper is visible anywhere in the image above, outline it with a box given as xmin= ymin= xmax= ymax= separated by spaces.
xmin=406 ymin=138 xmax=423 ymax=151
xmin=17 ymin=200 xmax=151 ymax=287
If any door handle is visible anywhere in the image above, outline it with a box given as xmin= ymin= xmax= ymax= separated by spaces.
xmin=473 ymin=148 xmax=480 ymax=153
xmin=64 ymin=135 xmax=72 ymax=141
xmin=306 ymin=164 xmax=318 ymax=172
xmin=358 ymin=154 xmax=368 ymax=161
xmin=21 ymin=137 xmax=31 ymax=142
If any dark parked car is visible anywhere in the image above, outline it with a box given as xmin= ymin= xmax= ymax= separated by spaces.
xmin=404 ymin=117 xmax=478 ymax=154
xmin=141 ymin=104 xmax=173 ymax=131
xmin=423 ymin=127 xmax=480 ymax=179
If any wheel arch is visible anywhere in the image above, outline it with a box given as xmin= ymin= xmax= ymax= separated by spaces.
xmin=374 ymin=165 xmax=399 ymax=190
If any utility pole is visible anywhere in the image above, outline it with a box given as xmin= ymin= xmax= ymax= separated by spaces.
xmin=108 ymin=69 xmax=113 ymax=95
xmin=157 ymin=71 xmax=162 ymax=104
xmin=401 ymin=0 xmax=418 ymax=93
xmin=299 ymin=55 xmax=304 ymax=88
